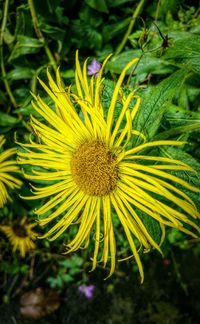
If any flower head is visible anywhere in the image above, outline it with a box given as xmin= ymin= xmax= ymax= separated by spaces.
xmin=0 ymin=136 xmax=22 ymax=207
xmin=87 ymin=58 xmax=101 ymax=77
xmin=78 ymin=284 xmax=95 ymax=299
xmin=0 ymin=217 xmax=38 ymax=257
xmin=17 ymin=51 xmax=200 ymax=282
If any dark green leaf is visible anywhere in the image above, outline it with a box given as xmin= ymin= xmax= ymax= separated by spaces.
xmin=41 ymin=24 xmax=66 ymax=42
xmin=0 ymin=112 xmax=19 ymax=127
xmin=107 ymin=0 xmax=133 ymax=7
xmin=106 ymin=50 xmax=140 ymax=74
xmin=158 ymin=105 xmax=200 ymax=139
xmin=164 ymin=34 xmax=200 ymax=74
xmin=137 ymin=210 xmax=162 ymax=245
xmin=85 ymin=0 xmax=109 ymax=13
xmin=7 ymin=67 xmax=34 ymax=80
xmin=165 ymin=105 xmax=200 ymax=127
xmin=160 ymin=146 xmax=200 ymax=209
xmin=8 ymin=35 xmax=43 ymax=62
xmin=134 ymin=68 xmax=189 ymax=140
xmin=103 ymin=17 xmax=131 ymax=42
xmin=107 ymin=50 xmax=174 ymax=75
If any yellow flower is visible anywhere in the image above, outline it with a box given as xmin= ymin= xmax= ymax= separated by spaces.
xmin=0 ymin=218 xmax=37 ymax=257
xmin=17 ymin=51 xmax=200 ymax=282
xmin=0 ymin=136 xmax=22 ymax=207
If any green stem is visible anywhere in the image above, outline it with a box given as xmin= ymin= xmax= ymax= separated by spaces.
xmin=30 ymin=72 xmax=37 ymax=93
xmin=4 ymin=273 xmax=19 ymax=302
xmin=0 ymin=0 xmax=17 ymax=108
xmin=115 ymin=0 xmax=146 ymax=56
xmin=28 ymin=0 xmax=57 ymax=72
xmin=155 ymin=0 xmax=161 ymax=21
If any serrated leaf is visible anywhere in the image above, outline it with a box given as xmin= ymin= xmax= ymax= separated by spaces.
xmin=160 ymin=145 xmax=200 ymax=177
xmin=157 ymin=105 xmax=200 ymax=139
xmin=134 ymin=68 xmax=189 ymax=140
xmin=165 ymin=105 xmax=200 ymax=127
xmin=137 ymin=210 xmax=162 ymax=245
xmin=160 ymin=146 xmax=200 ymax=209
xmin=158 ymin=123 xmax=200 ymax=140
xmin=164 ymin=34 xmax=200 ymax=74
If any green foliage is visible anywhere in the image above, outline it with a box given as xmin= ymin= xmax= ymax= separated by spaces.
xmin=47 ymin=255 xmax=83 ymax=288
xmin=134 ymin=68 xmax=188 ymax=140
xmin=159 ymin=146 xmax=200 ymax=210
xmin=164 ymin=34 xmax=200 ymax=74
xmin=137 ymin=210 xmax=162 ymax=245
xmin=0 ymin=259 xmax=28 ymax=275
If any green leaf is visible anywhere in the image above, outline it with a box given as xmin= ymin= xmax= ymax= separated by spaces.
xmin=160 ymin=146 xmax=200 ymax=210
xmin=0 ymin=112 xmax=19 ymax=127
xmin=41 ymin=24 xmax=66 ymax=42
xmin=62 ymin=273 xmax=73 ymax=283
xmin=103 ymin=17 xmax=131 ymax=42
xmin=106 ymin=50 xmax=140 ymax=74
xmin=164 ymin=105 xmax=200 ymax=127
xmin=134 ymin=68 xmax=189 ymax=140
xmin=167 ymin=229 xmax=183 ymax=244
xmin=156 ymin=0 xmax=179 ymax=17
xmin=137 ymin=210 xmax=162 ymax=245
xmin=8 ymin=35 xmax=43 ymax=62
xmin=164 ymin=34 xmax=200 ymax=74
xmin=106 ymin=50 xmax=174 ymax=75
xmin=85 ymin=0 xmax=109 ymax=13
xmin=71 ymin=20 xmax=103 ymax=50
xmin=158 ymin=123 xmax=200 ymax=140
xmin=160 ymin=145 xmax=200 ymax=180
xmin=7 ymin=67 xmax=34 ymax=80
xmin=107 ymin=0 xmax=133 ymax=7
xmin=158 ymin=105 xmax=200 ymax=139
xmin=3 ymin=28 xmax=15 ymax=45
xmin=61 ymin=69 xmax=75 ymax=79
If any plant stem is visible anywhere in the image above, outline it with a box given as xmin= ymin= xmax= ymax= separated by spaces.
xmin=5 ymin=273 xmax=19 ymax=301
xmin=115 ymin=0 xmax=146 ymax=56
xmin=28 ymin=0 xmax=57 ymax=72
xmin=155 ymin=0 xmax=161 ymax=21
xmin=0 ymin=0 xmax=17 ymax=108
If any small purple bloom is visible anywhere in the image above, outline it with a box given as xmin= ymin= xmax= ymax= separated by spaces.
xmin=78 ymin=284 xmax=95 ymax=299
xmin=87 ymin=59 xmax=101 ymax=77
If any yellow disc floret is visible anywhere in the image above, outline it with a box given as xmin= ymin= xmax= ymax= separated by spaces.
xmin=71 ymin=141 xmax=118 ymax=196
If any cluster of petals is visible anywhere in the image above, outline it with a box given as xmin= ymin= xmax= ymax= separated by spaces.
xmin=0 ymin=135 xmax=22 ymax=208
xmin=15 ymin=51 xmax=200 ymax=282
xmin=0 ymin=217 xmax=37 ymax=257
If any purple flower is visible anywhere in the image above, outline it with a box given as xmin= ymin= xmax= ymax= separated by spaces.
xmin=78 ymin=284 xmax=95 ymax=299
xmin=87 ymin=59 xmax=101 ymax=77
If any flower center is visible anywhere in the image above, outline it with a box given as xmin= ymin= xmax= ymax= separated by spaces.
xmin=71 ymin=141 xmax=118 ymax=196
xmin=13 ymin=225 xmax=28 ymax=238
